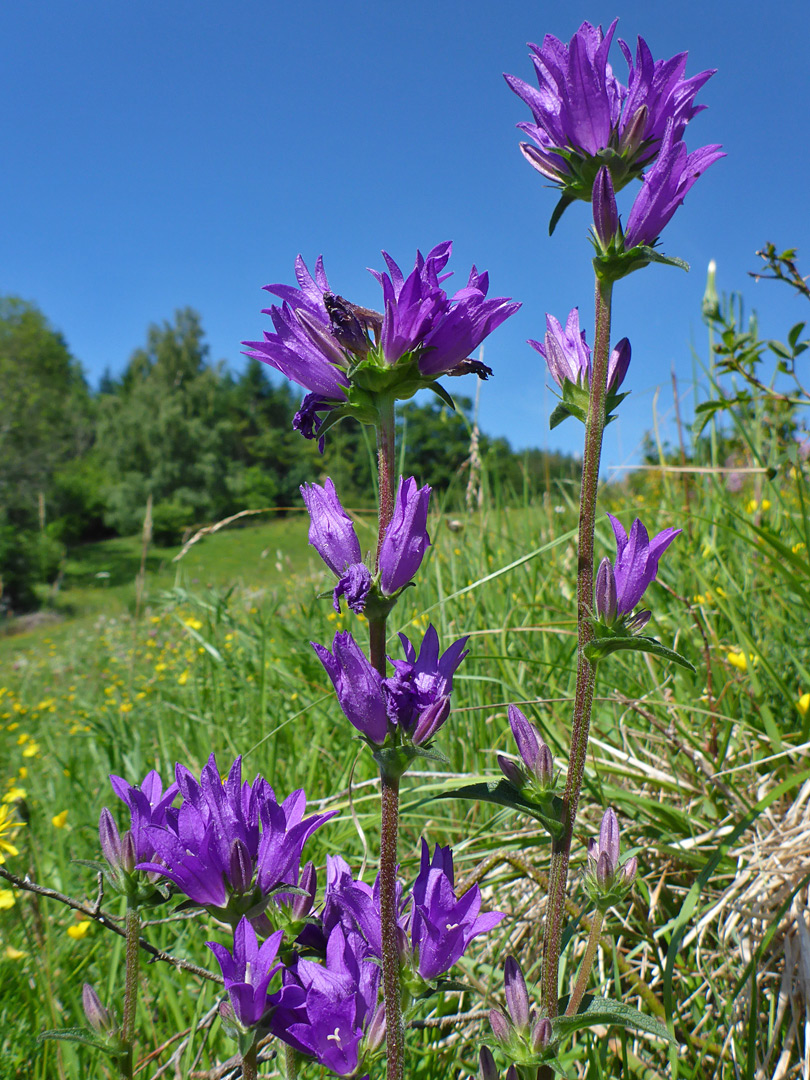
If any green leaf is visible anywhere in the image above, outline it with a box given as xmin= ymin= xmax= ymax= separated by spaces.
xmin=434 ymin=778 xmax=564 ymax=839
xmin=372 ymin=743 xmax=449 ymax=780
xmin=584 ymin=635 xmax=695 ymax=671
xmin=38 ymin=1028 xmax=124 ymax=1058
xmin=428 ymin=382 xmax=456 ymax=411
xmin=553 ymin=995 xmax=677 ymax=1046
xmin=638 ymin=246 xmax=690 ymax=273
xmin=549 ymin=192 xmax=576 ymax=236
xmin=549 ymin=401 xmax=575 ymax=429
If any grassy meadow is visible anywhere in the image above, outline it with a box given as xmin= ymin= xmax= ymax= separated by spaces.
xmin=1 ymin=451 xmax=808 ymax=1079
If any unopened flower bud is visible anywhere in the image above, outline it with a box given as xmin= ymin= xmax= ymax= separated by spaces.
xmin=489 ymin=1008 xmax=511 ymax=1044
xmin=592 ymin=167 xmax=619 ymax=248
xmin=535 ymin=743 xmax=554 ymax=787
xmin=229 ymin=839 xmax=253 ymax=895
xmin=82 ymin=983 xmax=114 ymax=1035
xmin=498 ymin=754 xmax=527 ymax=788
xmin=120 ymin=830 xmax=137 ymax=875
xmin=531 ymin=1015 xmax=552 ymax=1052
xmin=595 ymin=558 xmax=617 ymax=624
xmin=504 ymin=956 xmax=530 ymax=1032
xmin=412 ymin=695 xmax=450 ymax=745
xmin=292 ymin=861 xmax=317 ymax=920
xmin=99 ymin=808 xmax=122 ymax=870
xmin=619 ymin=104 xmax=648 ymax=159
xmin=620 ymin=856 xmax=638 ymax=885
xmin=479 ymin=1045 xmax=499 ymax=1080
xmin=366 ymin=1002 xmax=386 ymax=1052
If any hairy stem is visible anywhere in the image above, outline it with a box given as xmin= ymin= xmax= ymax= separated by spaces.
xmin=241 ymin=1042 xmax=257 ymax=1080
xmin=284 ymin=1043 xmax=298 ymax=1079
xmin=380 ymin=774 xmax=404 ymax=1080
xmin=566 ymin=909 xmax=604 ymax=1017
xmin=121 ymin=904 xmax=141 ymax=1078
xmin=375 ymin=395 xmax=397 ymax=564
xmin=541 ymin=276 xmax=613 ymax=1017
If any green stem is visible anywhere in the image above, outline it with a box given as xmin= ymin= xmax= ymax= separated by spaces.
xmin=541 ymin=276 xmax=613 ymax=1017
xmin=241 ymin=1042 xmax=257 ymax=1080
xmin=284 ymin=1043 xmax=298 ymax=1080
xmin=121 ymin=904 xmax=140 ymax=1079
xmin=379 ymin=773 xmax=405 ymax=1080
xmin=375 ymin=395 xmax=397 ymax=563
xmin=372 ymin=393 xmax=405 ymax=1079
xmin=565 ymin=909 xmax=604 ymax=1017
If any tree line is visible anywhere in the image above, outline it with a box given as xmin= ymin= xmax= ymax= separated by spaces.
xmin=0 ymin=297 xmax=579 ymax=613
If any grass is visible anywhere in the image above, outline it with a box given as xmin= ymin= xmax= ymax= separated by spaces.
xmin=0 ymin=451 xmax=808 ymax=1079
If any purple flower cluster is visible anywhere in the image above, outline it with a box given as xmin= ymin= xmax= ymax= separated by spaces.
xmin=135 ymin=755 xmax=336 ymax=922
xmin=594 ymin=513 xmax=680 ymax=629
xmin=243 ymin=243 xmax=519 ymax=444
xmin=505 ymin=20 xmax=715 ymax=193
xmin=313 ymin=625 xmax=469 ymax=748
xmin=529 ymin=309 xmax=630 ymax=393
xmin=99 ymin=769 xmax=178 ymax=891
xmin=498 ymin=705 xmax=554 ymax=792
xmin=486 ymin=955 xmax=552 ymax=1067
xmin=301 ymin=475 xmax=431 ymax=614
xmin=586 ymin=807 xmax=638 ymax=903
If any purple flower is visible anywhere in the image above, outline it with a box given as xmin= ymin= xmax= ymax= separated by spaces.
xmin=504 ymin=21 xmax=715 ymax=194
xmin=587 ymin=807 xmax=638 ymax=890
xmin=99 ymin=768 xmax=178 ymax=887
xmin=136 ymin=755 xmax=336 ymax=918
xmin=410 ymin=840 xmax=504 ymax=980
xmin=498 ymin=705 xmax=553 ymax=790
xmin=82 ymin=984 xmax=116 ymax=1036
xmin=384 ymin=625 xmax=469 ymax=744
xmin=312 ymin=633 xmax=390 ymax=746
xmin=624 ymin=120 xmax=724 ymax=247
xmin=271 ymin=923 xmax=383 ymax=1077
xmin=313 ymin=626 xmax=469 ymax=748
xmin=300 ymin=479 xmax=362 ymax=577
xmin=242 ymin=255 xmax=351 ymax=402
xmin=379 ymin=477 xmax=431 ymax=594
xmin=595 ymin=514 xmax=681 ymax=626
xmin=207 ymin=918 xmax=286 ymax=1030
xmin=245 ymin=246 xmax=519 ymax=446
xmin=333 ymin=563 xmax=373 ymax=615
xmin=529 ymin=309 xmax=630 ymax=393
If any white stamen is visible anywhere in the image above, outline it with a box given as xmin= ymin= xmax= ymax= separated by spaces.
xmin=446 ymin=922 xmax=460 ymax=931
xmin=326 ymin=1027 xmax=342 ymax=1045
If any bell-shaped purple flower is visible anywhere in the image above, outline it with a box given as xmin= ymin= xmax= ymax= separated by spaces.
xmin=505 ymin=21 xmax=715 ymax=196
xmin=410 ymin=840 xmax=504 ymax=980
xmin=136 ymin=755 xmax=336 ymax=917
xmin=595 ymin=513 xmax=681 ymax=624
xmin=503 ymin=705 xmax=554 ymax=789
xmin=99 ymin=768 xmax=179 ymax=891
xmin=529 ymin=309 xmax=630 ymax=394
xmin=207 ymin=918 xmax=286 ymax=1030
xmin=312 ymin=632 xmax=389 ymax=746
xmin=384 ymin=626 xmax=469 ymax=744
xmin=300 ymin=479 xmax=362 ymax=577
xmin=624 ymin=120 xmax=724 ymax=248
xmin=378 ymin=477 xmax=431 ymax=594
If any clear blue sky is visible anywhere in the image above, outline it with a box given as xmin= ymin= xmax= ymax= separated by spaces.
xmin=2 ymin=0 xmax=808 ymax=470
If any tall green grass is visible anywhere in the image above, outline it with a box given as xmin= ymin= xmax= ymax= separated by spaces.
xmin=0 ymin=423 xmax=807 ymax=1078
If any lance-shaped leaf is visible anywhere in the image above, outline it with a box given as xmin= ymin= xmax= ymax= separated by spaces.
xmin=434 ymin=778 xmax=565 ymax=839
xmin=584 ymin=634 xmax=695 ymax=671
xmin=553 ymin=994 xmax=677 ymax=1047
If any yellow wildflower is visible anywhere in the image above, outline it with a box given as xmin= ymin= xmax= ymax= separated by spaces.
xmin=797 ymin=693 xmax=810 ymax=717
xmin=17 ymin=768 xmax=26 ymax=780
xmin=2 ymin=788 xmax=26 ymax=803
xmin=67 ymin=921 xmax=91 ymax=940
xmin=727 ymin=651 xmax=748 ymax=671
xmin=177 ymin=670 xmax=189 ymax=686
xmin=0 ymin=805 xmax=22 ymax=862
xmin=119 ymin=702 xmax=133 ymax=714
xmin=22 ymin=743 xmax=40 ymax=759
xmin=745 ymin=499 xmax=758 ymax=513
xmin=760 ymin=499 xmax=771 ymax=511
xmin=52 ymin=811 xmax=69 ymax=829
xmin=0 ymin=890 xmax=15 ymax=910
xmin=792 ymin=542 xmax=805 ymax=555
xmin=183 ymin=617 xmax=204 ymax=631
xmin=5 ymin=945 xmax=26 ymax=960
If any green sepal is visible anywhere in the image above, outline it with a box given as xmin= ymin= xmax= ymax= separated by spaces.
xmin=434 ymin=778 xmax=565 ymax=840
xmin=593 ymin=244 xmax=690 ymax=284
xmin=372 ymin=743 xmax=449 ymax=781
xmin=584 ymin=634 xmax=695 ymax=672
xmin=347 ymin=352 xmax=426 ymax=401
xmin=237 ymin=1027 xmax=258 ymax=1058
xmin=549 ymin=380 xmax=629 ymax=430
xmin=553 ymin=994 xmax=677 ymax=1047
xmin=38 ymin=1027 xmax=127 ymax=1060
xmin=428 ymin=381 xmax=457 ymax=410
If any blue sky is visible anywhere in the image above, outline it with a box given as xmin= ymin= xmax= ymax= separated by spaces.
xmin=2 ymin=0 xmax=809 ymax=471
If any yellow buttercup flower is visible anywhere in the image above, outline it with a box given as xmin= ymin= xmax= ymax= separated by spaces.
xmin=183 ymin=617 xmax=204 ymax=631
xmin=797 ymin=693 xmax=810 ymax=717
xmin=67 ymin=921 xmax=91 ymax=940
xmin=727 ymin=651 xmax=748 ymax=671
xmin=177 ymin=670 xmax=189 ymax=686
xmin=745 ymin=499 xmax=758 ymax=513
xmin=0 ymin=804 xmax=22 ymax=862
xmin=2 ymin=788 xmax=26 ymax=803
xmin=21 ymin=742 xmax=40 ymax=759
xmin=0 ymin=890 xmax=15 ymax=910
xmin=4 ymin=945 xmax=26 ymax=960
xmin=51 ymin=811 xmax=69 ymax=829
xmin=760 ymin=499 xmax=771 ymax=511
